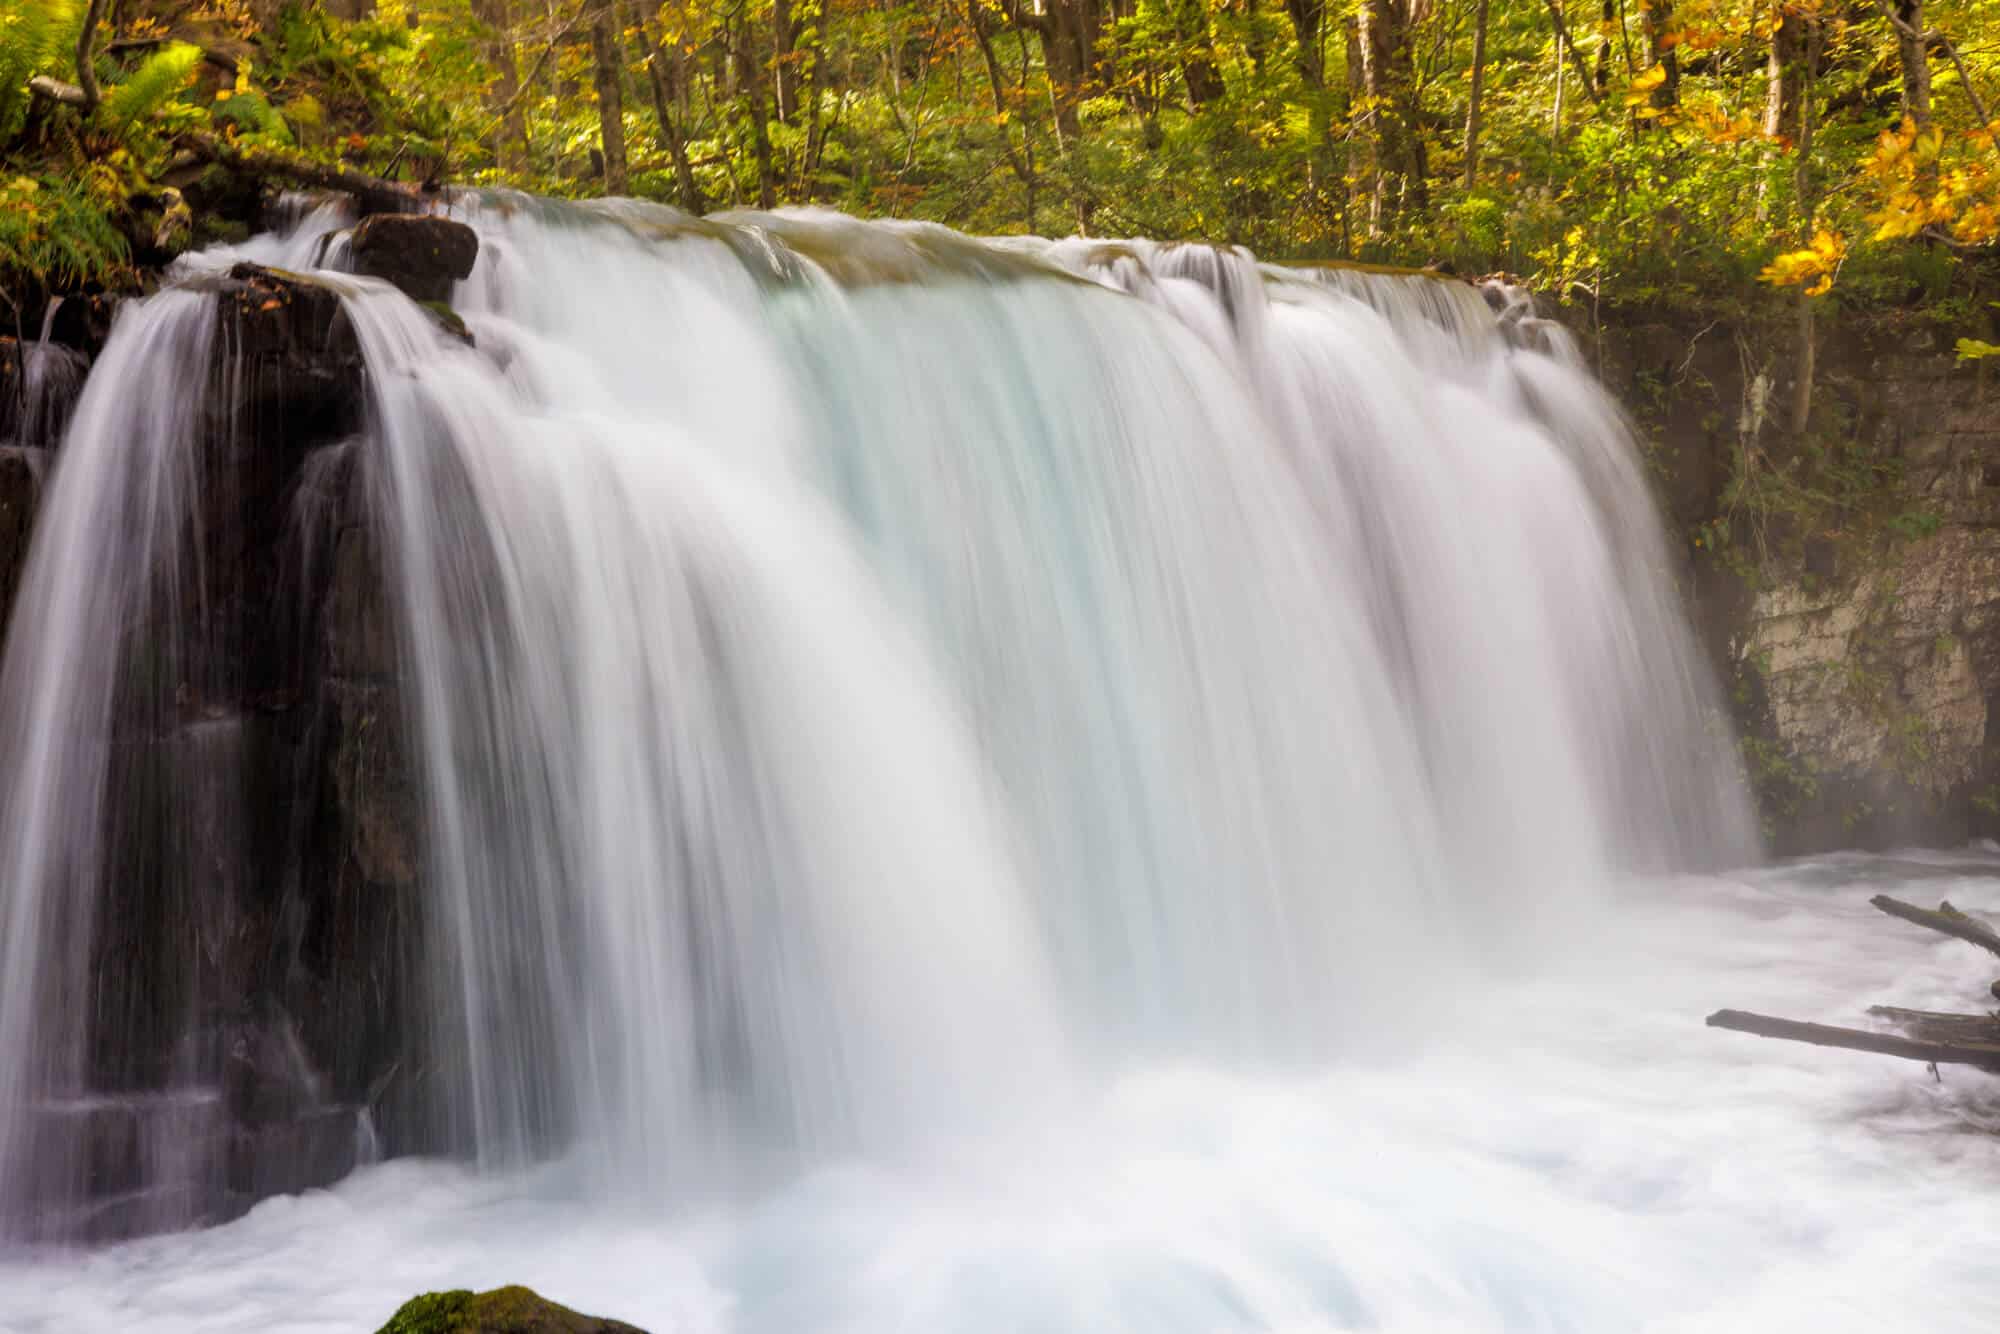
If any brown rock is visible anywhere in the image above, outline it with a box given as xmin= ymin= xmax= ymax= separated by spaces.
xmin=350 ymin=214 xmax=480 ymax=304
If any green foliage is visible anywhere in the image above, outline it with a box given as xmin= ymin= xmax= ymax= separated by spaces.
xmin=0 ymin=0 xmax=79 ymax=141
xmin=1885 ymin=508 xmax=1944 ymax=542
xmin=0 ymin=171 xmax=130 ymax=296
xmin=375 ymin=1289 xmax=473 ymax=1334
xmin=95 ymin=42 xmax=201 ymax=141
xmin=10 ymin=0 xmax=2000 ymax=329
xmin=260 ymin=4 xmax=484 ymax=173
xmin=1738 ymin=732 xmax=1818 ymax=839
xmin=374 ymin=1285 xmax=613 ymax=1333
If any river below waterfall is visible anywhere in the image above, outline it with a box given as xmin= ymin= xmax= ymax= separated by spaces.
xmin=5 ymin=852 xmax=1998 ymax=1333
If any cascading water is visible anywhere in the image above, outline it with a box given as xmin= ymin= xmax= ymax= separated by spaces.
xmin=9 ymin=197 xmax=1994 ymax=1332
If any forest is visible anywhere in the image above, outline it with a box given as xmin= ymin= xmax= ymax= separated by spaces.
xmin=4 ymin=0 xmax=2000 ymax=314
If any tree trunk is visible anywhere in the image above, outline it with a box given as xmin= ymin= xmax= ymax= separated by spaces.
xmin=1642 ymin=0 xmax=1678 ymax=113
xmin=1543 ymin=0 xmax=1603 ymax=101
xmin=733 ymin=17 xmax=777 ymax=208
xmin=1763 ymin=9 xmax=1803 ymax=140
xmin=1356 ymin=0 xmax=1426 ymax=219
xmin=1888 ymin=0 xmax=1933 ymax=129
xmin=1593 ymin=0 xmax=1613 ymax=92
xmin=1464 ymin=0 xmax=1490 ymax=185
xmin=589 ymin=0 xmax=629 ymax=195
xmin=1789 ymin=16 xmax=1820 ymax=435
xmin=639 ymin=15 xmax=705 ymax=212
xmin=1169 ymin=0 xmax=1225 ymax=107
xmin=1284 ymin=0 xmax=1327 ymax=86
xmin=75 ymin=0 xmax=107 ymax=112
xmin=469 ymin=0 xmax=528 ymax=171
xmin=966 ymin=0 xmax=1038 ymax=230
xmin=772 ymin=0 xmax=798 ymax=125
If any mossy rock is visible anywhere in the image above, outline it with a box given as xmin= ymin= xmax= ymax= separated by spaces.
xmin=376 ymin=1285 xmax=647 ymax=1333
xmin=418 ymin=300 xmax=474 ymax=345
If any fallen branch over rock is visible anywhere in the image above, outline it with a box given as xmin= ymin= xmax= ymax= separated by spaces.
xmin=1871 ymin=894 xmax=2000 ymax=959
xmin=183 ymin=130 xmax=430 ymax=217
xmin=1708 ymin=896 xmax=2000 ymax=1076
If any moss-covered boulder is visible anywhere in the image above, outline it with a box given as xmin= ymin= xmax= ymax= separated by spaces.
xmin=376 ymin=1285 xmax=647 ymax=1333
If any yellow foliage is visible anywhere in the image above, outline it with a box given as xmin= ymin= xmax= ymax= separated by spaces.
xmin=1758 ymin=229 xmax=1845 ymax=295
xmin=1861 ymin=115 xmax=2000 ymax=246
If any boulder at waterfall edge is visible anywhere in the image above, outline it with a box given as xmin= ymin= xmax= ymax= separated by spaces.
xmin=350 ymin=214 xmax=480 ymax=303
xmin=377 ymin=1286 xmax=648 ymax=1333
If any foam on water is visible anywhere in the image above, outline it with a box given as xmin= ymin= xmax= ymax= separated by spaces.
xmin=4 ymin=856 xmax=1999 ymax=1332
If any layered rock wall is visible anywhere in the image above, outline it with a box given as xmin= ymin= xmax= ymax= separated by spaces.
xmin=1586 ymin=306 xmax=2000 ymax=852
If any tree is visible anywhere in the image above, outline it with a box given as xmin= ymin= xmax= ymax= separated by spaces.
xmin=1464 ymin=0 xmax=1490 ymax=183
xmin=1356 ymin=0 xmax=1427 ymax=224
xmin=588 ymin=0 xmax=629 ymax=195
xmin=1879 ymin=0 xmax=1933 ymax=131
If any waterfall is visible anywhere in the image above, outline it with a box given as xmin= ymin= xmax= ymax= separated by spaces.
xmin=0 ymin=197 xmax=1755 ymax=1240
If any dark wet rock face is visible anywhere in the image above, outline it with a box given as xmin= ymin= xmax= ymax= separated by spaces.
xmin=377 ymin=1286 xmax=649 ymax=1334
xmin=0 ymin=336 xmax=90 ymax=448
xmin=0 ymin=448 xmax=42 ymax=619
xmin=0 ymin=266 xmax=433 ymax=1241
xmin=350 ymin=214 xmax=479 ymax=303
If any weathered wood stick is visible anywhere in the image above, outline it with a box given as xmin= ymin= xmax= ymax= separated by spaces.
xmin=1867 ymin=1005 xmax=2000 ymax=1045
xmin=1869 ymin=895 xmax=2000 ymax=960
xmin=1706 ymin=1008 xmax=2000 ymax=1070
xmin=26 ymin=76 xmax=88 ymax=108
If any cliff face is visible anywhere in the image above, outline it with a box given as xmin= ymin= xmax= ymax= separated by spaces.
xmin=0 ymin=256 xmax=447 ymax=1240
xmin=1585 ymin=305 xmax=2000 ymax=853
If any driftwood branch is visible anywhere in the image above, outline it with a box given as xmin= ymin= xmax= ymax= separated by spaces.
xmin=27 ymin=76 xmax=89 ymax=108
xmin=1868 ymin=1005 xmax=2000 ymax=1044
xmin=1870 ymin=894 xmax=2000 ymax=959
xmin=183 ymin=130 xmax=425 ymax=215
xmin=75 ymin=0 xmax=107 ymax=113
xmin=1707 ymin=1008 xmax=2000 ymax=1071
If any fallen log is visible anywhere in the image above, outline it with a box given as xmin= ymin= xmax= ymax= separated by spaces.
xmin=1870 ymin=894 xmax=2000 ymax=959
xmin=1706 ymin=1008 xmax=2000 ymax=1071
xmin=182 ymin=131 xmax=429 ymax=216
xmin=1867 ymin=1005 xmax=2000 ymax=1046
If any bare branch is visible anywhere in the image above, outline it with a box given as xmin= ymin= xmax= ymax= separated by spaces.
xmin=76 ymin=0 xmax=107 ymax=112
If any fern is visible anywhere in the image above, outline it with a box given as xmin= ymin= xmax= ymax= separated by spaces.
xmin=0 ymin=175 xmax=129 ymax=291
xmin=0 ymin=0 xmax=80 ymax=142
xmin=94 ymin=41 xmax=201 ymax=141
xmin=213 ymin=88 xmax=294 ymax=145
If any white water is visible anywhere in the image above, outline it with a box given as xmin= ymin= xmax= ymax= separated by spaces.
xmin=5 ymin=854 xmax=2000 ymax=1332
xmin=1 ymin=196 xmax=1951 ymax=1329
